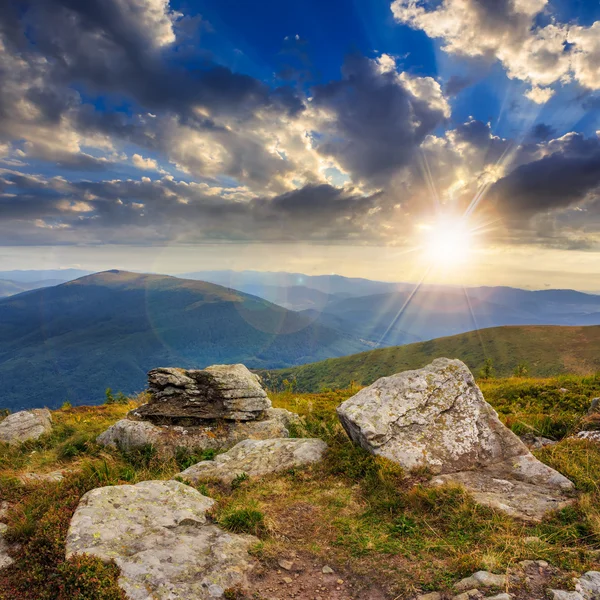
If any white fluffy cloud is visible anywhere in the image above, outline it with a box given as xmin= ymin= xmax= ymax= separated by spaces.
xmin=391 ymin=0 xmax=600 ymax=102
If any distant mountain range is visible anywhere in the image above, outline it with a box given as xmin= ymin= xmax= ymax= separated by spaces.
xmin=262 ymin=325 xmax=600 ymax=392
xmin=0 ymin=271 xmax=367 ymax=411
xmin=1 ymin=268 xmax=600 ymax=411
xmin=183 ymin=269 xmax=600 ymax=345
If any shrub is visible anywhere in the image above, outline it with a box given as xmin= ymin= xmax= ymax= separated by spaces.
xmin=104 ymin=389 xmax=129 ymax=405
xmin=56 ymin=554 xmax=125 ymax=600
xmin=219 ymin=507 xmax=265 ymax=536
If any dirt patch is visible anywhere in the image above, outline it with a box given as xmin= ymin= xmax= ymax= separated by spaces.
xmin=246 ymin=550 xmax=389 ymax=600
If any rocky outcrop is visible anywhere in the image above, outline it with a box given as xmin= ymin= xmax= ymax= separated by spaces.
xmin=337 ymin=358 xmax=574 ymax=521
xmin=65 ymin=480 xmax=257 ymax=599
xmin=97 ymin=364 xmax=302 ymax=454
xmin=575 ymin=430 xmax=600 ymax=443
xmin=176 ymin=438 xmax=328 ymax=484
xmin=98 ymin=408 xmax=298 ymax=454
xmin=137 ymin=364 xmax=270 ymax=422
xmin=0 ymin=409 xmax=52 ymax=445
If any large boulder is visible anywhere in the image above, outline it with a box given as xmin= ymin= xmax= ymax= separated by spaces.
xmin=176 ymin=438 xmax=328 ymax=484
xmin=0 ymin=409 xmax=52 ymax=445
xmin=65 ymin=480 xmax=257 ymax=599
xmin=337 ymin=358 xmax=574 ymax=520
xmin=97 ymin=408 xmax=299 ymax=454
xmin=135 ymin=364 xmax=270 ymax=422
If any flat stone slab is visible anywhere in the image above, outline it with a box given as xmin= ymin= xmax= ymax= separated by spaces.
xmin=337 ymin=358 xmax=574 ymax=521
xmin=66 ymin=480 xmax=257 ymax=599
xmin=138 ymin=364 xmax=270 ymax=422
xmin=97 ymin=408 xmax=299 ymax=454
xmin=0 ymin=409 xmax=52 ymax=445
xmin=176 ymin=438 xmax=328 ymax=484
xmin=431 ymin=454 xmax=575 ymax=522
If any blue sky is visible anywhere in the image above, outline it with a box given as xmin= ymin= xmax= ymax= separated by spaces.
xmin=1 ymin=0 xmax=600 ymax=289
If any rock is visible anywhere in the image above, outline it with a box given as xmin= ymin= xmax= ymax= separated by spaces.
xmin=0 ymin=502 xmax=10 ymax=521
xmin=577 ymin=572 xmax=600 ymax=598
xmin=176 ymin=438 xmax=328 ymax=484
xmin=65 ymin=480 xmax=257 ymax=599
xmin=416 ymin=593 xmax=442 ymax=600
xmin=589 ymin=398 xmax=599 ymax=415
xmin=278 ymin=559 xmax=294 ymax=571
xmin=549 ymin=591 xmax=584 ymax=600
xmin=454 ymin=571 xmax=506 ymax=591
xmin=135 ymin=364 xmax=271 ymax=422
xmin=18 ymin=470 xmax=64 ymax=484
xmin=453 ymin=590 xmax=483 ymax=600
xmin=520 ymin=433 xmax=557 ymax=450
xmin=322 ymin=565 xmax=334 ymax=574
xmin=523 ymin=536 xmax=542 ymax=545
xmin=338 ymin=359 xmax=574 ymax=520
xmin=98 ymin=408 xmax=298 ymax=454
xmin=0 ymin=409 xmax=52 ymax=444
xmin=485 ymin=595 xmax=511 ymax=600
xmin=0 ymin=522 xmax=14 ymax=570
xmin=575 ymin=431 xmax=600 ymax=443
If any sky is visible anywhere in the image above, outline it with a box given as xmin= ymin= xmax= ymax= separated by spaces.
xmin=1 ymin=0 xmax=600 ymax=289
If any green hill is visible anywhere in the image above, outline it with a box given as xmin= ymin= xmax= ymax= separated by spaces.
xmin=0 ymin=270 xmax=368 ymax=411
xmin=262 ymin=325 xmax=600 ymax=391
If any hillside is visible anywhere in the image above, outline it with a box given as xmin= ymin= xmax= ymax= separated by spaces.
xmin=0 ymin=279 xmax=62 ymax=298
xmin=0 ymin=271 xmax=368 ymax=411
xmin=1 ymin=375 xmax=599 ymax=599
xmin=262 ymin=325 xmax=600 ymax=391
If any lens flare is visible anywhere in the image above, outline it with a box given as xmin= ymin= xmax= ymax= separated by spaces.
xmin=419 ymin=219 xmax=473 ymax=267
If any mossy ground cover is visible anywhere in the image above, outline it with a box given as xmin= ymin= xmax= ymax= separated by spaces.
xmin=0 ymin=376 xmax=599 ymax=599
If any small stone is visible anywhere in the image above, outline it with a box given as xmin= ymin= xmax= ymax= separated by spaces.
xmin=454 ymin=571 xmax=506 ymax=591
xmin=282 ymin=577 xmax=293 ymax=584
xmin=523 ymin=536 xmax=542 ymax=544
xmin=337 ymin=579 xmax=344 ymax=585
xmin=0 ymin=522 xmax=14 ymax=569
xmin=322 ymin=565 xmax=334 ymax=574
xmin=485 ymin=594 xmax=512 ymax=600
xmin=416 ymin=593 xmax=442 ymax=600
xmin=278 ymin=559 xmax=294 ymax=571
xmin=453 ymin=590 xmax=483 ymax=600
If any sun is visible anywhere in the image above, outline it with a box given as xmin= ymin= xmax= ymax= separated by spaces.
xmin=419 ymin=218 xmax=473 ymax=267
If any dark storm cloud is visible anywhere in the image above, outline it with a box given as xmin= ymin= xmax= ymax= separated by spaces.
xmin=1 ymin=0 xmax=303 ymax=121
xmin=0 ymin=173 xmax=383 ymax=245
xmin=490 ymin=134 xmax=600 ymax=217
xmin=528 ymin=123 xmax=556 ymax=142
xmin=311 ymin=54 xmax=449 ymax=185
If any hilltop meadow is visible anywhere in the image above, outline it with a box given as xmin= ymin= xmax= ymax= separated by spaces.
xmin=0 ymin=371 xmax=599 ymax=599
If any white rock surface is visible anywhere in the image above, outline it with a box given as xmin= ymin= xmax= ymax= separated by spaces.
xmin=0 ymin=523 xmax=14 ymax=569
xmin=576 ymin=431 xmax=600 ymax=443
xmin=65 ymin=480 xmax=257 ymax=599
xmin=337 ymin=358 xmax=574 ymax=520
xmin=97 ymin=408 xmax=298 ymax=454
xmin=0 ymin=409 xmax=52 ymax=444
xmin=177 ymin=438 xmax=328 ymax=484
xmin=454 ymin=571 xmax=506 ymax=591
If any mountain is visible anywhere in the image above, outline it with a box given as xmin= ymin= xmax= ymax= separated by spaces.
xmin=262 ymin=325 xmax=600 ymax=392
xmin=180 ymin=269 xmax=399 ymax=298
xmin=180 ymin=270 xmax=600 ymax=344
xmin=0 ymin=270 xmax=368 ymax=411
xmin=0 ymin=268 xmax=91 ymax=283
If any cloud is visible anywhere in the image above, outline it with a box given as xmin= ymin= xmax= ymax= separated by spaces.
xmin=391 ymin=0 xmax=600 ymax=100
xmin=311 ymin=54 xmax=450 ymax=185
xmin=490 ymin=133 xmax=600 ymax=217
xmin=132 ymin=154 xmax=160 ymax=171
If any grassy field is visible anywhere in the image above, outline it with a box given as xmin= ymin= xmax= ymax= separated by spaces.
xmin=0 ymin=375 xmax=599 ymax=598
xmin=262 ymin=325 xmax=600 ymax=392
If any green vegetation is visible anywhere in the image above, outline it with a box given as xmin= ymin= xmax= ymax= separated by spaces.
xmin=0 ymin=270 xmax=368 ymax=412
xmin=262 ymin=325 xmax=600 ymax=392
xmin=0 ymin=375 xmax=599 ymax=598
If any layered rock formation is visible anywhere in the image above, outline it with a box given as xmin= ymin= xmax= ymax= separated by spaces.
xmin=0 ymin=409 xmax=52 ymax=444
xmin=137 ymin=364 xmax=271 ymax=422
xmin=337 ymin=358 xmax=575 ymax=521
xmin=176 ymin=438 xmax=328 ymax=484
xmin=97 ymin=364 xmax=300 ymax=454
xmin=66 ymin=480 xmax=257 ymax=599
